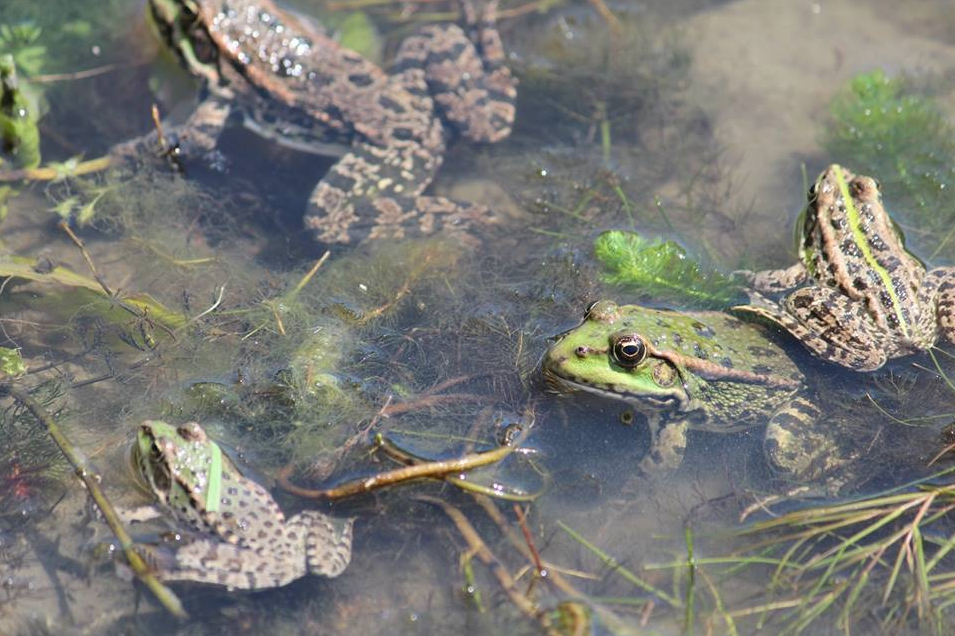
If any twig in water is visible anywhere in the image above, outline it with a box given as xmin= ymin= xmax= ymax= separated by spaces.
xmin=419 ymin=496 xmax=559 ymax=635
xmin=277 ymin=433 xmax=523 ymax=499
xmin=0 ymin=383 xmax=187 ymax=619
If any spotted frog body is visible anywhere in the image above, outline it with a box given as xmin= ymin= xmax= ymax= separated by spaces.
xmin=542 ymin=301 xmax=850 ymax=480
xmin=117 ymin=0 xmax=517 ymax=244
xmin=131 ymin=420 xmax=352 ymax=590
xmin=735 ymin=164 xmax=955 ymax=371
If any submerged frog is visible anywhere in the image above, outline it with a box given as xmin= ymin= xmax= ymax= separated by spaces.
xmin=117 ymin=0 xmax=517 ymax=244
xmin=734 ymin=164 xmax=955 ymax=371
xmin=129 ymin=420 xmax=352 ymax=589
xmin=542 ymin=301 xmax=847 ymax=478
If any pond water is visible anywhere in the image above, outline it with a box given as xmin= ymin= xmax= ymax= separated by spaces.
xmin=2 ymin=0 xmax=955 ymax=634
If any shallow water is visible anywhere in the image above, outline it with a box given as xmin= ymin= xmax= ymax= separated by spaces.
xmin=2 ymin=0 xmax=955 ymax=634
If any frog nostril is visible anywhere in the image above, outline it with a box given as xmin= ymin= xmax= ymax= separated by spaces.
xmin=574 ymin=346 xmax=589 ymax=357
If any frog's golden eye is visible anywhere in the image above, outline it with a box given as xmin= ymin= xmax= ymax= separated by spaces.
xmin=611 ymin=334 xmax=647 ymax=368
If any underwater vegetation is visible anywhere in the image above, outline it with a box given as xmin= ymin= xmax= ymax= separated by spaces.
xmin=593 ymin=229 xmax=738 ymax=308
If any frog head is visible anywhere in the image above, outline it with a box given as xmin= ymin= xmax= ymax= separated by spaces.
xmin=148 ymin=0 xmax=222 ymax=86
xmin=542 ymin=301 xmax=690 ymax=411
xmin=134 ymin=420 xmax=223 ymax=514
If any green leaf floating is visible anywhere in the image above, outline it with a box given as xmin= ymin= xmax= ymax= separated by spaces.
xmin=593 ymin=230 xmax=738 ymax=309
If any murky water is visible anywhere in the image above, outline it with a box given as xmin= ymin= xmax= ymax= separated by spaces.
xmin=2 ymin=0 xmax=955 ymax=634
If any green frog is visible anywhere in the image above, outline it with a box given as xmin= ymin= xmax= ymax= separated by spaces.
xmin=128 ymin=420 xmax=352 ymax=589
xmin=734 ymin=164 xmax=955 ymax=371
xmin=542 ymin=301 xmax=847 ymax=478
xmin=116 ymin=0 xmax=517 ymax=244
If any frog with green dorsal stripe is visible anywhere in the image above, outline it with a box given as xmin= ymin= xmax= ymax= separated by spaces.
xmin=734 ymin=164 xmax=955 ymax=371
xmin=130 ymin=420 xmax=352 ymax=590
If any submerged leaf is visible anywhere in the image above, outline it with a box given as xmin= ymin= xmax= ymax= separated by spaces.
xmin=593 ymin=230 xmax=738 ymax=308
xmin=0 ymin=255 xmax=186 ymax=329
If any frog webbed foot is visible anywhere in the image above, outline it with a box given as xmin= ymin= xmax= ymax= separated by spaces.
xmin=292 ymin=510 xmax=353 ymax=578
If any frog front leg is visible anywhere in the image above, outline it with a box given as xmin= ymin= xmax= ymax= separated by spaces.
xmin=637 ymin=415 xmax=687 ymax=475
xmin=111 ymin=97 xmax=231 ymax=166
xmin=919 ymin=267 xmax=955 ymax=345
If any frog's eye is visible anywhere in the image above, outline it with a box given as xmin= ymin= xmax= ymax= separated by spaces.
xmin=807 ymin=182 xmax=818 ymax=199
xmin=584 ymin=300 xmax=599 ymax=317
xmin=611 ymin=334 xmax=647 ymax=368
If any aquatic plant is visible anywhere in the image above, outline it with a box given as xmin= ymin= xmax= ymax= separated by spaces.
xmin=824 ymin=70 xmax=955 ymax=260
xmin=0 ymin=22 xmax=45 ymax=76
xmin=593 ymin=230 xmax=739 ymax=308
xmin=0 ymin=54 xmax=41 ymax=169
xmin=0 ymin=381 xmax=67 ymax=525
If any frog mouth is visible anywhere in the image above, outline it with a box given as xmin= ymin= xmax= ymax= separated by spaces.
xmin=542 ymin=368 xmax=687 ymax=411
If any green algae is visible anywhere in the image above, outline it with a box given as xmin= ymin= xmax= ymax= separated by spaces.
xmin=594 ymin=230 xmax=738 ymax=309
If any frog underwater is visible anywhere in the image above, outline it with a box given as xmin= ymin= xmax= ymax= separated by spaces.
xmin=129 ymin=420 xmax=352 ymax=590
xmin=115 ymin=0 xmax=517 ymax=244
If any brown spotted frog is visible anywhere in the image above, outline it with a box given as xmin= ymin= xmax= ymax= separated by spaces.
xmin=734 ymin=164 xmax=955 ymax=371
xmin=118 ymin=0 xmax=517 ymax=243
xmin=129 ymin=420 xmax=352 ymax=590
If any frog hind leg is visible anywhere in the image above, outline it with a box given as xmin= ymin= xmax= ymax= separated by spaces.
xmin=395 ymin=0 xmax=517 ymax=144
xmin=145 ymin=537 xmax=301 ymax=590
xmin=920 ymin=267 xmax=955 ymax=345
xmin=732 ymin=287 xmax=888 ymax=371
xmin=304 ymin=140 xmax=499 ymax=244
xmin=637 ymin=416 xmax=688 ymax=476
xmin=734 ymin=262 xmax=808 ymax=295
xmin=764 ymin=396 xmax=856 ymax=486
xmin=292 ymin=510 xmax=354 ymax=578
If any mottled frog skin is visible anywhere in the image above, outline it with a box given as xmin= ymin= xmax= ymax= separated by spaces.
xmin=542 ymin=301 xmax=849 ymax=479
xmin=735 ymin=165 xmax=955 ymax=371
xmin=130 ymin=420 xmax=352 ymax=590
xmin=118 ymin=0 xmax=517 ymax=243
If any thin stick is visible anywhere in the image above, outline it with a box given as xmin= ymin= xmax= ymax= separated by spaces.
xmin=0 ymin=156 xmax=113 ymax=182
xmin=0 ymin=384 xmax=187 ymax=619
xmin=514 ymin=504 xmax=544 ymax=576
xmin=277 ymin=434 xmax=520 ymax=499
xmin=58 ymin=221 xmax=113 ymax=296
